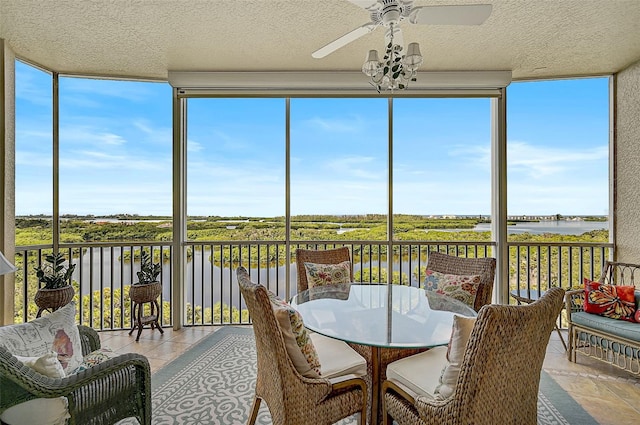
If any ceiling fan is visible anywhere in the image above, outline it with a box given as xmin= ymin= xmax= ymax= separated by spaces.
xmin=312 ymin=0 xmax=493 ymax=59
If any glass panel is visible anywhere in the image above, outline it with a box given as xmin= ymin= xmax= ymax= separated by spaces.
xmin=185 ymin=98 xmax=286 ymax=240
xmin=290 ymin=98 xmax=388 ymax=241
xmin=58 ymin=78 xmax=172 ymax=242
xmin=15 ymin=61 xmax=53 ymax=246
xmin=506 ymin=78 xmax=609 ymax=238
xmin=506 ymin=78 xmax=610 ymax=293
xmin=393 ymin=98 xmax=491 ymax=242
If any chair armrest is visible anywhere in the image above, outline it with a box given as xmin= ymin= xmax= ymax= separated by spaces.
xmin=1 ymin=348 xmax=149 ymax=411
xmin=328 ymin=374 xmax=367 ymax=393
xmin=382 ymin=378 xmax=453 ymax=423
xmin=78 ymin=325 xmax=101 ymax=355
xmin=565 ymin=289 xmax=585 ymax=322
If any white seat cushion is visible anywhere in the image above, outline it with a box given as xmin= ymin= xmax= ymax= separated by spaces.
xmin=386 ymin=345 xmax=449 ymax=399
xmin=0 ymin=397 xmax=70 ymax=425
xmin=310 ymin=333 xmax=367 ymax=379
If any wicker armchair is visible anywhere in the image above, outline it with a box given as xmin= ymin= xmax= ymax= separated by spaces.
xmin=425 ymin=251 xmax=496 ymax=312
xmin=0 ymin=325 xmax=151 ymax=425
xmin=382 ymin=287 xmax=565 ymax=425
xmin=295 ymin=247 xmax=353 ymax=293
xmin=236 ymin=266 xmax=367 ymax=425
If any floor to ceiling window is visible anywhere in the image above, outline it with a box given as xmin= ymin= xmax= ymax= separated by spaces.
xmin=12 ymin=61 xmax=612 ymax=325
xmin=505 ymin=77 xmax=610 ymax=289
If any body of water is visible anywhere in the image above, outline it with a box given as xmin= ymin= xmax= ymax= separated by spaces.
xmin=432 ymin=220 xmax=608 ymax=235
xmin=474 ymin=220 xmax=608 ymax=235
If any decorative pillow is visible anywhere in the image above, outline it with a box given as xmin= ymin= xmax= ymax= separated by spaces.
xmin=423 ymin=270 xmax=481 ymax=308
xmin=14 ymin=351 xmax=65 ymax=379
xmin=583 ymin=278 xmax=636 ymax=322
xmin=71 ymin=348 xmax=119 ymax=374
xmin=0 ymin=397 xmax=70 ymax=425
xmin=0 ymin=302 xmax=83 ymax=375
xmin=304 ymin=260 xmax=351 ymax=288
xmin=434 ymin=315 xmax=476 ymax=399
xmin=267 ymin=290 xmax=322 ymax=377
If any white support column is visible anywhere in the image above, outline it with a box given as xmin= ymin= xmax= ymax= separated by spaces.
xmin=172 ymin=89 xmax=186 ymax=330
xmin=608 ymin=75 xmax=616 ymax=261
xmin=491 ymin=88 xmax=508 ymax=305
xmin=0 ymin=39 xmax=16 ymax=325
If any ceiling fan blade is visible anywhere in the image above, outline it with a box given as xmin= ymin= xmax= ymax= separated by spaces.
xmin=344 ymin=0 xmax=382 ymax=12
xmin=312 ymin=23 xmax=378 ymax=58
xmin=409 ymin=4 xmax=493 ymax=25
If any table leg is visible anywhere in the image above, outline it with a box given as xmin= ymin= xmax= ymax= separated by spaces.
xmin=370 ymin=346 xmax=381 ymax=425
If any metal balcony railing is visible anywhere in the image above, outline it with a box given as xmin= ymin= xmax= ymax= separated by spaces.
xmin=13 ymin=240 xmax=612 ymax=329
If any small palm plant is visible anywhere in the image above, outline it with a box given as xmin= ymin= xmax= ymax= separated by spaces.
xmin=35 ymin=252 xmax=76 ymax=289
xmin=135 ymin=251 xmax=161 ymax=285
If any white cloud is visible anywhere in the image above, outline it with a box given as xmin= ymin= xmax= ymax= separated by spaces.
xmin=508 ymin=141 xmax=607 ymax=178
xmin=187 ymin=140 xmax=204 ymax=152
xmin=325 ymin=156 xmax=382 ymax=180
xmin=303 ymin=115 xmax=365 ymax=133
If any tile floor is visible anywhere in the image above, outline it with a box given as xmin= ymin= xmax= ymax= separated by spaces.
xmin=101 ymin=326 xmax=640 ymax=425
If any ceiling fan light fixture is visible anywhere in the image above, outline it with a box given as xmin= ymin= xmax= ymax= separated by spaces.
xmin=404 ymin=42 xmax=423 ymax=70
xmin=362 ymin=50 xmax=381 ymax=76
xmin=361 ymin=22 xmax=422 ymax=92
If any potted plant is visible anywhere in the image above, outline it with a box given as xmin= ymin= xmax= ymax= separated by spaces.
xmin=34 ymin=252 xmax=76 ymax=317
xmin=129 ymin=251 xmax=162 ymax=303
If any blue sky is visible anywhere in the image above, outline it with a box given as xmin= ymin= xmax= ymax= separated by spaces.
xmin=15 ymin=61 xmax=609 ymax=217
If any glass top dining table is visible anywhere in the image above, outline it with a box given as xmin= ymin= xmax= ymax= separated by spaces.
xmin=291 ymin=283 xmax=477 ymax=425
xmin=290 ymin=283 xmax=477 ymax=349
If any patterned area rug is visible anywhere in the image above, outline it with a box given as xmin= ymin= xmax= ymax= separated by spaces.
xmin=118 ymin=326 xmax=598 ymax=425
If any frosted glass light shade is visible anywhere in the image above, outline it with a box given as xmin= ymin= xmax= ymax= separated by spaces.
xmin=404 ymin=42 xmax=423 ymax=69
xmin=362 ymin=50 xmax=381 ymax=76
xmin=0 ymin=251 xmax=17 ymax=276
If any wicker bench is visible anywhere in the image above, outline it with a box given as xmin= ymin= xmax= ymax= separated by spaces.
xmin=565 ymin=261 xmax=640 ymax=375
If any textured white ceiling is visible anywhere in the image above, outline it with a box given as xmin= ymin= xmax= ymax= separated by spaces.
xmin=1 ymin=0 xmax=639 ymax=81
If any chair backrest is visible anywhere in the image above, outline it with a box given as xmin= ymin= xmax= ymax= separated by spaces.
xmin=418 ymin=287 xmax=565 ymax=424
xmin=295 ymin=247 xmax=353 ymax=293
xmin=599 ymin=260 xmax=640 ymax=288
xmin=236 ymin=266 xmax=331 ymax=424
xmin=236 ymin=266 xmax=291 ymax=417
xmin=426 ymin=251 xmax=496 ymax=312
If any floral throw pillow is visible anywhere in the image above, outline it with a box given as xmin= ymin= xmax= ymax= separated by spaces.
xmin=268 ymin=290 xmax=322 ymax=377
xmin=583 ymin=278 xmax=636 ymax=322
xmin=423 ymin=270 xmax=480 ymax=308
xmin=304 ymin=260 xmax=351 ymax=288
xmin=71 ymin=348 xmax=119 ymax=374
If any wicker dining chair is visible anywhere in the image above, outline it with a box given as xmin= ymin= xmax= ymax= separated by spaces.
xmin=236 ymin=266 xmax=367 ymax=425
xmin=425 ymin=251 xmax=497 ymax=312
xmin=295 ymin=247 xmax=353 ymax=293
xmin=382 ymin=287 xmax=565 ymax=425
xmin=0 ymin=325 xmax=151 ymax=425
